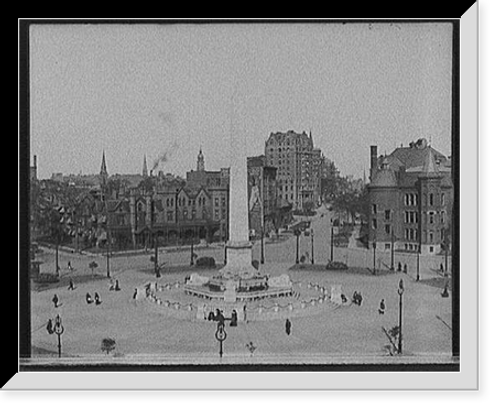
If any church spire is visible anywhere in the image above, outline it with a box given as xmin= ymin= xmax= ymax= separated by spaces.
xmin=142 ymin=155 xmax=148 ymax=177
xmin=100 ymin=150 xmax=108 ymax=183
xmin=197 ymin=147 xmax=205 ymax=171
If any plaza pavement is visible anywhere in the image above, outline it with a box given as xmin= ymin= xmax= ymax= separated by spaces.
xmin=29 ymin=209 xmax=453 ymax=364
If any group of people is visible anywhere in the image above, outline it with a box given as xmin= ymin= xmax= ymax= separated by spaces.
xmin=86 ymin=292 xmax=102 ymax=305
xmin=208 ymin=308 xmax=238 ymax=327
xmin=397 ymin=262 xmax=408 ymax=273
xmin=109 ymin=279 xmax=121 ymax=291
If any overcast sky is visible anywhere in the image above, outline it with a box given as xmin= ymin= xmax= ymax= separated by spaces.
xmin=29 ymin=22 xmax=453 ymax=180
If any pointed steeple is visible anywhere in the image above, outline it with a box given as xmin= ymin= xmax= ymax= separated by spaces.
xmin=197 ymin=147 xmax=205 ymax=171
xmin=142 ymin=155 xmax=148 ymax=177
xmin=422 ymin=147 xmax=439 ymax=175
xmin=100 ymin=150 xmax=108 ymax=183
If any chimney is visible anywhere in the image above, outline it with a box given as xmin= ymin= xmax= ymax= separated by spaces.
xmin=370 ymin=146 xmax=378 ymax=180
xmin=31 ymin=155 xmax=38 ymax=181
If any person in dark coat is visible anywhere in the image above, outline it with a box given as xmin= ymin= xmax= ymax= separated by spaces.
xmin=52 ymin=294 xmax=59 ymax=308
xmin=230 ymin=310 xmax=238 ymax=327
xmin=86 ymin=292 xmax=94 ymax=304
xmin=94 ymin=292 xmax=102 ymax=305
xmin=46 ymin=319 xmax=54 ymax=334
xmin=378 ymin=299 xmax=386 ymax=315
xmin=68 ymin=278 xmax=75 ymax=291
xmin=285 ymin=318 xmax=291 ymax=335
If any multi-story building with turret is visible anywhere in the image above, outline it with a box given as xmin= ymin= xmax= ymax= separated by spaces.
xmin=367 ymin=138 xmax=453 ymax=256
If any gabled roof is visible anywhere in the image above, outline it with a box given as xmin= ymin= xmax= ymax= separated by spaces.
xmin=385 ymin=145 xmax=448 ymax=172
xmin=370 ymin=168 xmax=398 ymax=188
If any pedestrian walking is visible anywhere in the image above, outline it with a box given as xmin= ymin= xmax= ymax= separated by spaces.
xmin=114 ymin=279 xmax=121 ymax=291
xmin=285 ymin=318 xmax=291 ymax=336
xmin=397 ymin=262 xmax=402 ymax=272
xmin=95 ymin=292 xmax=102 ymax=305
xmin=52 ymin=294 xmax=59 ymax=308
xmin=403 ymin=264 xmax=408 ymax=274
xmin=67 ymin=261 xmax=73 ymax=271
xmin=86 ymin=292 xmax=93 ymax=304
xmin=68 ymin=278 xmax=75 ymax=291
xmin=230 ymin=309 xmax=237 ymax=327
xmin=441 ymin=286 xmax=449 ymax=298
xmin=378 ymin=299 xmax=386 ymax=315
xmin=46 ymin=319 xmax=54 ymax=334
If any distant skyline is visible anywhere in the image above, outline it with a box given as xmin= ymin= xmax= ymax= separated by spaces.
xmin=29 ymin=22 xmax=453 ymax=180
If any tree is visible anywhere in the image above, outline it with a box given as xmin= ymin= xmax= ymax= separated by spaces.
xmin=89 ymin=261 xmax=98 ymax=274
xmin=101 ymin=338 xmax=116 ymax=355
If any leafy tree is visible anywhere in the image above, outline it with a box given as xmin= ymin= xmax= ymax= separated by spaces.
xmin=89 ymin=261 xmax=98 ymax=274
xmin=101 ymin=338 xmax=116 ymax=355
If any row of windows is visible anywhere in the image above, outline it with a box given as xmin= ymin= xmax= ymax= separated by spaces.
xmin=403 ymin=192 xmax=446 ymax=207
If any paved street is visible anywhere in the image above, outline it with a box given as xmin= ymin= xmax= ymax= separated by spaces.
xmin=30 ymin=208 xmax=453 ymax=363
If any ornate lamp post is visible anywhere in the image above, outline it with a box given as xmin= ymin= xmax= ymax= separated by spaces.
xmin=215 ymin=322 xmax=227 ymax=358
xmin=397 ymin=279 xmax=404 ymax=354
xmin=47 ymin=314 xmax=64 ymax=358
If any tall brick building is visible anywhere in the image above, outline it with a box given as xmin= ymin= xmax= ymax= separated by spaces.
xmin=367 ymin=138 xmax=453 ymax=255
xmin=247 ymin=155 xmax=278 ymax=236
xmin=264 ymin=130 xmax=322 ymax=211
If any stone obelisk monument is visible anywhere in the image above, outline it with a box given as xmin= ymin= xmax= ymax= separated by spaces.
xmin=219 ymin=93 xmax=258 ymax=280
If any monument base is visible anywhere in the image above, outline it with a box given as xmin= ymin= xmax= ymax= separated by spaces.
xmin=219 ymin=241 xmax=258 ymax=279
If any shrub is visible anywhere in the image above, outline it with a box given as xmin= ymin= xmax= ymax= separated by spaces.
xmin=196 ymin=256 xmax=216 ymax=268
xmin=325 ymin=260 xmax=348 ymax=271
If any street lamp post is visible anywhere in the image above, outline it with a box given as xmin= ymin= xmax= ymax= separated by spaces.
xmin=416 ymin=246 xmax=420 ymax=282
xmin=190 ymin=231 xmax=195 ymax=266
xmin=260 ymin=222 xmax=265 ymax=265
xmin=55 ymin=235 xmax=60 ymax=277
xmin=106 ymin=239 xmax=111 ymax=278
xmin=47 ymin=314 xmax=64 ymax=358
xmin=330 ymin=218 xmax=334 ymax=262
xmin=155 ymin=231 xmax=160 ymax=277
xmin=397 ymin=279 xmax=404 ymax=355
xmin=390 ymin=229 xmax=395 ymax=271
xmin=215 ymin=322 xmax=227 ymax=358
xmin=311 ymin=228 xmax=315 ymax=265
xmin=294 ymin=229 xmax=301 ymax=264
